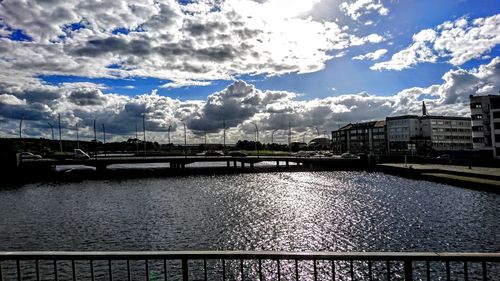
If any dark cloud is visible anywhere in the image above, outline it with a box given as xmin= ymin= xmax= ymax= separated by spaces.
xmin=68 ymin=88 xmax=105 ymax=106
xmin=184 ymin=20 xmax=227 ymax=36
xmin=71 ymin=37 xmax=152 ymax=57
xmin=6 ymin=87 xmax=62 ymax=104
xmin=0 ymin=102 xmax=51 ymax=121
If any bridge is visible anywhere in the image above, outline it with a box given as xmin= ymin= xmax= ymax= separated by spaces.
xmin=19 ymin=155 xmax=366 ymax=171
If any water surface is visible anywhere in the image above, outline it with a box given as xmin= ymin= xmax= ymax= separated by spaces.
xmin=1 ymin=171 xmax=498 ymax=252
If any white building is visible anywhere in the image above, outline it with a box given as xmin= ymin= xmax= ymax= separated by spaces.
xmin=470 ymin=94 xmax=500 ymax=159
xmin=387 ymin=102 xmax=472 ymax=154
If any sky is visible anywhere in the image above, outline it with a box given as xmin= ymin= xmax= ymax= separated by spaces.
xmin=0 ymin=0 xmax=499 ymax=144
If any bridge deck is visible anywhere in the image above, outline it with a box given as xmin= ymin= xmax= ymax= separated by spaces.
xmin=21 ymin=155 xmax=361 ymax=167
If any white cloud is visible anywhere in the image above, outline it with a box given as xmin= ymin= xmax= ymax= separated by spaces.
xmin=339 ymin=0 xmax=389 ymax=21
xmin=372 ymin=14 xmax=500 ymax=71
xmin=1 ymin=57 xmax=498 ymax=143
xmin=352 ymin=48 xmax=387 ymax=60
xmin=0 ymin=0 xmax=385 ymax=87
xmin=0 ymin=94 xmax=26 ymax=105
xmin=160 ymin=80 xmax=212 ymax=89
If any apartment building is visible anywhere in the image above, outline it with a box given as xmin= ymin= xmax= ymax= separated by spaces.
xmin=331 ymin=120 xmax=386 ymax=155
xmin=470 ymin=94 xmax=500 ymax=159
xmin=386 ymin=103 xmax=472 ymax=154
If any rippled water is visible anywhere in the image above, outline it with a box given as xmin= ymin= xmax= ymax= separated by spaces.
xmin=1 ymin=171 xmax=499 ymax=253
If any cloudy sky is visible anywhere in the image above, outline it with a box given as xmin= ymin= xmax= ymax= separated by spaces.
xmin=0 ymin=0 xmax=499 ymax=144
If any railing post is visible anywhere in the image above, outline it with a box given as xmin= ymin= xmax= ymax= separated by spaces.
xmin=404 ymin=260 xmax=413 ymax=281
xmin=182 ymin=258 xmax=188 ymax=281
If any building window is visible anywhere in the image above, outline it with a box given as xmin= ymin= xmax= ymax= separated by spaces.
xmin=470 ymin=102 xmax=482 ymax=109
xmin=491 ymin=99 xmax=500 ymax=109
xmin=495 ymin=122 xmax=500 ymax=130
xmin=472 ymin=126 xmax=483 ymax=132
xmin=473 ymin=137 xmax=484 ymax=143
xmin=493 ymin=111 xmax=500 ymax=119
xmin=472 ymin=114 xmax=483 ymax=120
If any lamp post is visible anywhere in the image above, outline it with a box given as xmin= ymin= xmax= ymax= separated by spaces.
xmin=19 ymin=117 xmax=24 ymax=153
xmin=183 ymin=122 xmax=187 ymax=158
xmin=47 ymin=122 xmax=54 ymax=140
xmin=76 ymin=123 xmax=79 ymax=149
xmin=142 ymin=113 xmax=146 ymax=157
xmin=19 ymin=117 xmax=24 ymax=139
xmin=271 ymin=129 xmax=278 ymax=150
xmin=167 ymin=125 xmax=171 ymax=146
xmin=253 ymin=123 xmax=259 ymax=158
xmin=58 ymin=114 xmax=62 ymax=153
xmin=223 ymin=119 xmax=226 ymax=150
xmin=102 ymin=124 xmax=106 ymax=156
xmin=204 ymin=129 xmax=207 ymax=149
xmin=135 ymin=123 xmax=139 ymax=155
xmin=288 ymin=121 xmax=291 ymax=153
xmin=93 ymin=119 xmax=97 ymax=159
xmin=315 ymin=127 xmax=320 ymax=136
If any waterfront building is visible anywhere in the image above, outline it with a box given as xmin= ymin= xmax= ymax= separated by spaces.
xmin=470 ymin=94 xmax=500 ymax=159
xmin=331 ymin=120 xmax=386 ymax=155
xmin=386 ymin=102 xmax=472 ymax=155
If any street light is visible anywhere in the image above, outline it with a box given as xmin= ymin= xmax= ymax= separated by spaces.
xmin=204 ymin=128 xmax=207 ymax=148
xmin=253 ymin=123 xmax=259 ymax=158
xmin=223 ymin=119 xmax=226 ymax=150
xmin=102 ymin=123 xmax=106 ymax=156
xmin=19 ymin=117 xmax=24 ymax=153
xmin=76 ymin=123 xmax=79 ymax=149
xmin=288 ymin=121 xmax=292 ymax=153
xmin=315 ymin=127 xmax=320 ymax=136
xmin=19 ymin=117 xmax=24 ymax=139
xmin=142 ymin=113 xmax=146 ymax=157
xmin=167 ymin=125 xmax=171 ymax=145
xmin=58 ymin=114 xmax=62 ymax=153
xmin=93 ymin=119 xmax=97 ymax=159
xmin=183 ymin=122 xmax=187 ymax=158
xmin=47 ymin=122 xmax=54 ymax=140
xmin=135 ymin=123 xmax=139 ymax=155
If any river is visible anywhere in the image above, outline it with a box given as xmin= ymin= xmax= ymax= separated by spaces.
xmin=1 ymin=171 xmax=499 ymax=253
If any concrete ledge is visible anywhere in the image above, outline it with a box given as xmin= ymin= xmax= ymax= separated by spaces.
xmin=378 ymin=163 xmax=500 ymax=193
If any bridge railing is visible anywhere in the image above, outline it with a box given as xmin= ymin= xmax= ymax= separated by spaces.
xmin=0 ymin=251 xmax=499 ymax=281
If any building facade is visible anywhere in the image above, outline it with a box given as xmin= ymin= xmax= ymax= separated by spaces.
xmin=470 ymin=94 xmax=500 ymax=159
xmin=331 ymin=120 xmax=386 ymax=155
xmin=387 ymin=115 xmax=472 ymax=154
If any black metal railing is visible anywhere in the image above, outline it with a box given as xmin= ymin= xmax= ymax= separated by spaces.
xmin=0 ymin=251 xmax=499 ymax=281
